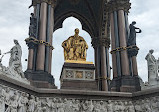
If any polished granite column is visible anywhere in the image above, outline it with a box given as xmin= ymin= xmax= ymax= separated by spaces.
xmin=92 ymin=36 xmax=110 ymax=91
xmin=107 ymin=0 xmax=141 ymax=92
xmin=25 ymin=0 xmax=57 ymax=89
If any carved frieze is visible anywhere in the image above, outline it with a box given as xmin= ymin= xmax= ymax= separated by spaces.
xmin=1 ymin=85 xmax=159 ymax=112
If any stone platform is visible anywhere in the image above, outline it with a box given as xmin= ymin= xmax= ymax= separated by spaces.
xmin=0 ymin=75 xmax=159 ymax=112
xmin=60 ymin=61 xmax=98 ymax=90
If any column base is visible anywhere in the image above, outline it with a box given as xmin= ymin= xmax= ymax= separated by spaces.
xmin=110 ymin=76 xmax=141 ymax=92
xmin=25 ymin=70 xmax=57 ymax=89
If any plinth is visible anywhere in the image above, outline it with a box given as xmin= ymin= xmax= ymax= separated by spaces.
xmin=60 ymin=60 xmax=98 ymax=90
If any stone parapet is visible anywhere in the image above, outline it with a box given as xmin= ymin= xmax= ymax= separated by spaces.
xmin=0 ymin=75 xmax=159 ymax=112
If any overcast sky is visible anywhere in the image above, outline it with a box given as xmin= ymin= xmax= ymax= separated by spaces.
xmin=0 ymin=0 xmax=159 ymax=88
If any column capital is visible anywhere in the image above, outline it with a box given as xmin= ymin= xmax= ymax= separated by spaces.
xmin=106 ymin=0 xmax=131 ymax=13
xmin=92 ymin=36 xmax=110 ymax=48
xmin=32 ymin=0 xmax=57 ymax=7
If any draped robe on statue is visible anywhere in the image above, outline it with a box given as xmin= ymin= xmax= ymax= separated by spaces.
xmin=62 ymin=36 xmax=88 ymax=61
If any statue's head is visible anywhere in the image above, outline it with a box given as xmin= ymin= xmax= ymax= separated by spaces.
xmin=132 ymin=21 xmax=136 ymax=25
xmin=14 ymin=39 xmax=19 ymax=45
xmin=75 ymin=28 xmax=79 ymax=35
xmin=149 ymin=49 xmax=154 ymax=54
xmin=31 ymin=13 xmax=34 ymax=17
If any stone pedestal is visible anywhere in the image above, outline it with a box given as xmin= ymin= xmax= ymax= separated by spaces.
xmin=25 ymin=70 xmax=57 ymax=89
xmin=60 ymin=62 xmax=98 ymax=90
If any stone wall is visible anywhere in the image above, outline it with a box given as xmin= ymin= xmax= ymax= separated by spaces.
xmin=0 ymin=75 xmax=159 ymax=112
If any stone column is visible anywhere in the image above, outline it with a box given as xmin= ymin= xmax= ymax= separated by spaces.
xmin=132 ymin=56 xmax=138 ymax=76
xmin=92 ymin=36 xmax=110 ymax=91
xmin=118 ymin=10 xmax=130 ymax=76
xmin=107 ymin=0 xmax=140 ymax=92
xmin=25 ymin=0 xmax=57 ymax=89
xmin=110 ymin=13 xmax=118 ymax=78
xmin=26 ymin=6 xmax=37 ymax=71
xmin=36 ymin=2 xmax=47 ymax=71
xmin=48 ymin=6 xmax=54 ymax=73
xmin=27 ymin=49 xmax=34 ymax=70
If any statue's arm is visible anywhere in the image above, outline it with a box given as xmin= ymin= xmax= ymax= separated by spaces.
xmin=4 ymin=50 xmax=12 ymax=54
xmin=135 ymin=26 xmax=142 ymax=33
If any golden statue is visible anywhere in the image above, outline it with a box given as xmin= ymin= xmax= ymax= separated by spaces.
xmin=62 ymin=28 xmax=88 ymax=61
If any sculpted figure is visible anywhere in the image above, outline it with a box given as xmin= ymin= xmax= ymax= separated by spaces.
xmin=8 ymin=95 xmax=18 ymax=112
xmin=42 ymin=98 xmax=51 ymax=112
xmin=71 ymin=99 xmax=80 ymax=112
xmin=6 ymin=91 xmax=19 ymax=112
xmin=63 ymin=98 xmax=71 ymax=112
xmin=118 ymin=101 xmax=124 ymax=112
xmin=114 ymin=101 xmax=119 ymax=112
xmin=62 ymin=28 xmax=88 ymax=61
xmin=51 ymin=98 xmax=57 ymax=112
xmin=128 ymin=101 xmax=135 ymax=112
xmin=57 ymin=98 xmax=64 ymax=112
xmin=100 ymin=101 xmax=107 ymax=112
xmin=4 ymin=40 xmax=24 ymax=78
xmin=144 ymin=99 xmax=152 ymax=112
xmin=128 ymin=21 xmax=142 ymax=46
xmin=35 ymin=97 xmax=42 ymax=112
xmin=145 ymin=49 xmax=158 ymax=85
xmin=0 ymin=88 xmax=5 ymax=112
xmin=82 ymin=100 xmax=93 ymax=112
xmin=27 ymin=95 xmax=35 ymax=112
xmin=151 ymin=97 xmax=158 ymax=112
xmin=107 ymin=100 xmax=113 ymax=112
xmin=29 ymin=13 xmax=37 ymax=38
xmin=4 ymin=87 xmax=11 ymax=106
xmin=134 ymin=100 xmax=142 ymax=112
xmin=18 ymin=93 xmax=27 ymax=112
xmin=0 ymin=51 xmax=6 ymax=72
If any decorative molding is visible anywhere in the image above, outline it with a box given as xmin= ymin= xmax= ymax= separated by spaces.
xmin=92 ymin=36 xmax=110 ymax=48
xmin=31 ymin=0 xmax=57 ymax=7
xmin=106 ymin=0 xmax=131 ymax=13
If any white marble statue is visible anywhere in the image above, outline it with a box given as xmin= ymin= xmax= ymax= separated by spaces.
xmin=0 ymin=40 xmax=30 ymax=84
xmin=4 ymin=40 xmax=24 ymax=78
xmin=145 ymin=49 xmax=159 ymax=86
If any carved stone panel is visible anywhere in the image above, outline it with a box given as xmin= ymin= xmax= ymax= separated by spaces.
xmin=65 ymin=70 xmax=74 ymax=79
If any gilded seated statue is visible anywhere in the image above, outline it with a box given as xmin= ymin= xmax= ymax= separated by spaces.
xmin=62 ymin=28 xmax=88 ymax=61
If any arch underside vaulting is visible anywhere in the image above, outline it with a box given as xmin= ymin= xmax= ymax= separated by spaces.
xmin=54 ymin=0 xmax=105 ymax=38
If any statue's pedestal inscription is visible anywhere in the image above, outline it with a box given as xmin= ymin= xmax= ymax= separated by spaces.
xmin=60 ymin=62 xmax=98 ymax=90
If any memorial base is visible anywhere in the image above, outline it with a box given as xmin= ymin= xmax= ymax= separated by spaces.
xmin=25 ymin=70 xmax=57 ymax=89
xmin=110 ymin=76 xmax=141 ymax=92
xmin=60 ymin=62 xmax=98 ymax=90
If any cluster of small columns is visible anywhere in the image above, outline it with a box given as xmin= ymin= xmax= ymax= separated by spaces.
xmin=107 ymin=0 xmax=140 ymax=92
xmin=27 ymin=0 xmax=56 ymax=73
xmin=92 ymin=36 xmax=110 ymax=91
